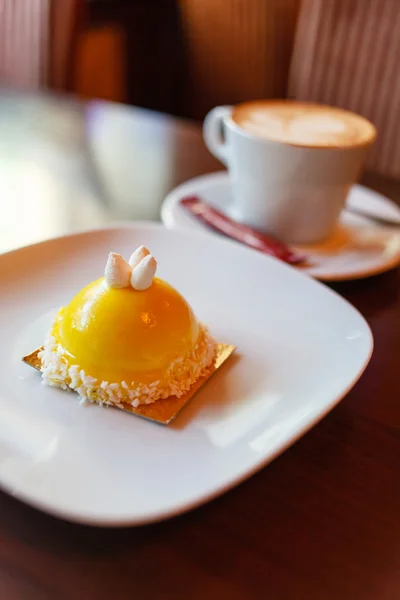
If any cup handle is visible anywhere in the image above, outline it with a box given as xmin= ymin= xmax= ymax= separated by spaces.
xmin=203 ymin=106 xmax=233 ymax=165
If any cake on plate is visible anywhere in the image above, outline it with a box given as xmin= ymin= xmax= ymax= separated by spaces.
xmin=39 ymin=246 xmax=216 ymax=408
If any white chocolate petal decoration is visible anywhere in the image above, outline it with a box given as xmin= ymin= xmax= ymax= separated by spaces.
xmin=105 ymin=252 xmax=132 ymax=288
xmin=129 ymin=245 xmax=150 ymax=269
xmin=130 ymin=255 xmax=157 ymax=291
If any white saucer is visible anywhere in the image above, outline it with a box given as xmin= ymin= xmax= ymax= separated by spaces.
xmin=0 ymin=224 xmax=372 ymax=525
xmin=161 ymin=172 xmax=400 ymax=281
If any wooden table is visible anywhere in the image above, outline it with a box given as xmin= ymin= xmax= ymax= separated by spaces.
xmin=0 ymin=91 xmax=399 ymax=600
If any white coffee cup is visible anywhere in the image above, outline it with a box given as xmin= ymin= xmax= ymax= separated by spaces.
xmin=203 ymin=101 xmax=376 ymax=244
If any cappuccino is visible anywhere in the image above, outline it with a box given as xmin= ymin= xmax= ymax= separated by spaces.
xmin=203 ymin=101 xmax=376 ymax=242
xmin=232 ymin=101 xmax=376 ymax=148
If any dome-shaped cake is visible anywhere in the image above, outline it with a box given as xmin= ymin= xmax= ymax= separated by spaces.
xmin=40 ymin=246 xmax=216 ymax=407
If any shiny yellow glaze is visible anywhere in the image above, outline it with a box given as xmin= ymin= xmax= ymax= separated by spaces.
xmin=52 ymin=277 xmax=199 ymax=384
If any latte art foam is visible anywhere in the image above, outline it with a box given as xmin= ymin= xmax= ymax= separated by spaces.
xmin=232 ymin=101 xmax=376 ymax=148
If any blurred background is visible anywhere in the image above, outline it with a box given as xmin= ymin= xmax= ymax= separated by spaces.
xmin=0 ymin=0 xmax=399 ymax=177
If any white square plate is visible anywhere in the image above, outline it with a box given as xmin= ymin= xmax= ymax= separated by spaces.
xmin=0 ymin=224 xmax=373 ymax=526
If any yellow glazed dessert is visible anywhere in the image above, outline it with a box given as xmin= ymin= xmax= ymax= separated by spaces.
xmin=40 ymin=246 xmax=216 ymax=407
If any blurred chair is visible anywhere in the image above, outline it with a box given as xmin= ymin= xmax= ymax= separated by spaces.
xmin=175 ymin=0 xmax=399 ymax=177
xmin=289 ymin=0 xmax=400 ymax=178
xmin=0 ymin=0 xmax=84 ymax=91
xmin=177 ymin=0 xmax=301 ymax=120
